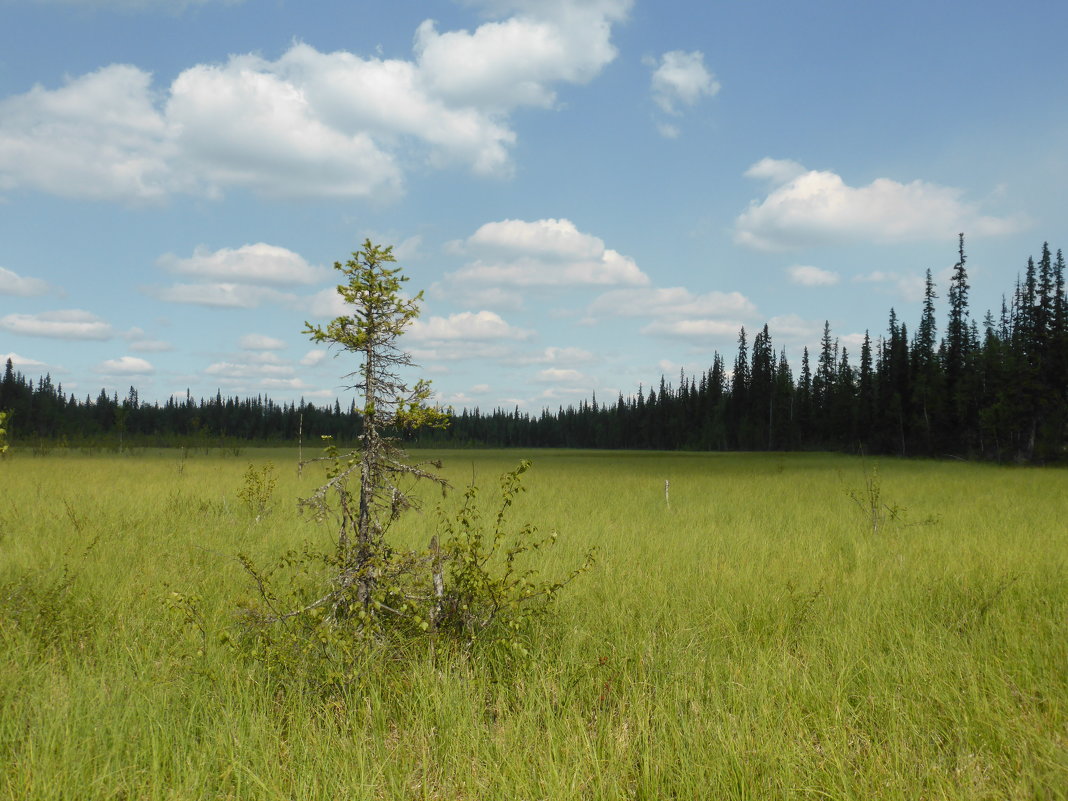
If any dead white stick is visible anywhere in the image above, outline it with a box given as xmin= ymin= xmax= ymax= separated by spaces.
xmin=665 ymin=479 xmax=670 ymax=507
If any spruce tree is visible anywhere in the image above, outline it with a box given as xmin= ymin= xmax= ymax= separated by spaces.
xmin=301 ymin=240 xmax=448 ymax=610
xmin=911 ymin=268 xmax=942 ymax=452
xmin=945 ymin=234 xmax=973 ymax=450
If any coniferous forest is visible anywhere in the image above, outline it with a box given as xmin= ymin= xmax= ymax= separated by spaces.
xmin=3 ymin=237 xmax=1066 ymax=462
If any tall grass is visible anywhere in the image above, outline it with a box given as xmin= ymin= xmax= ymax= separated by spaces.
xmin=1 ymin=448 xmax=1065 ymax=799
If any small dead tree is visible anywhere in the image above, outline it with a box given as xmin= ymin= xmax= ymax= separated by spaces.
xmin=300 ymin=239 xmax=447 ymax=616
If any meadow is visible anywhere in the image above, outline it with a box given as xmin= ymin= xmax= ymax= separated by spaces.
xmin=0 ymin=447 xmax=1065 ymax=800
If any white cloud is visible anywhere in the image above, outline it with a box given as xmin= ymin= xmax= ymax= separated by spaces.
xmin=589 ymin=286 xmax=757 ymax=343
xmin=240 ymin=333 xmax=287 ymax=350
xmin=0 ymin=4 xmax=627 ymax=202
xmin=735 ymin=159 xmax=1028 ymax=251
xmin=537 ymin=386 xmax=589 ymax=401
xmin=303 ymin=388 xmax=339 ymax=400
xmin=260 ymin=377 xmax=312 ymax=390
xmin=299 ymin=349 xmax=328 ymax=366
xmin=97 ymin=356 xmax=154 ymax=375
xmin=204 ymin=361 xmax=295 ymax=379
xmin=128 ymin=339 xmax=173 ymax=352
xmin=411 ymin=342 xmax=512 ymax=363
xmin=414 ymin=0 xmax=626 ymax=111
xmin=854 ymin=270 xmax=926 ymax=303
xmin=392 ymin=235 xmax=423 ymax=262
xmin=516 ymin=346 xmax=596 ymax=365
xmin=408 ymin=310 xmax=533 ymax=341
xmin=744 ymin=157 xmax=806 ymax=184
xmin=158 ymin=243 xmax=323 ymax=285
xmin=166 ymin=52 xmax=405 ymax=199
xmin=649 ymin=50 xmax=719 ymax=115
xmin=765 ymin=313 xmax=824 ymax=342
xmin=1 ymin=352 xmax=47 ymax=368
xmin=307 ymin=286 xmax=352 ymax=318
xmin=0 ymin=266 xmax=51 ymax=296
xmin=0 ymin=309 xmax=113 ymax=340
xmin=449 ymin=218 xmax=649 ymax=288
xmin=787 ymin=265 xmax=840 ymax=287
xmin=589 ymin=286 xmax=755 ymax=319
xmin=839 ymin=332 xmax=869 ymax=351
xmin=536 ymin=367 xmax=588 ymax=384
xmin=434 ymin=283 xmax=526 ymax=310
xmin=0 ymin=64 xmax=174 ymax=202
xmin=641 ymin=318 xmax=741 ymax=339
xmin=155 ymin=282 xmax=295 ymax=308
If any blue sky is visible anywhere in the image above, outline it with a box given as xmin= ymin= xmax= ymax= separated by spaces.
xmin=1 ymin=0 xmax=1066 ymax=411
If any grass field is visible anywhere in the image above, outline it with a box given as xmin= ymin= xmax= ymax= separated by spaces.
xmin=1 ymin=448 xmax=1066 ymax=799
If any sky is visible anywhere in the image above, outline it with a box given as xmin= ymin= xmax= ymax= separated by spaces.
xmin=1 ymin=0 xmax=1066 ymax=412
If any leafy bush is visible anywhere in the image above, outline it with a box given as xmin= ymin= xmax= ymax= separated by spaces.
xmin=236 ymin=458 xmax=594 ymax=689
xmin=237 ymin=461 xmax=277 ymax=521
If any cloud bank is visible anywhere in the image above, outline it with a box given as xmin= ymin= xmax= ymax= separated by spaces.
xmin=735 ymin=158 xmax=1027 ymax=250
xmin=0 ymin=1 xmax=629 ymax=202
xmin=448 ymin=218 xmax=649 ymax=292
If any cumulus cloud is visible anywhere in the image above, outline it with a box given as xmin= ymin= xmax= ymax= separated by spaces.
xmin=1 ymin=352 xmax=47 ymax=368
xmin=735 ymin=158 xmax=1028 ymax=251
xmin=589 ymin=286 xmax=757 ymax=343
xmin=158 ymin=244 xmax=323 ymax=285
xmin=411 ymin=342 xmax=512 ymax=363
xmin=0 ymin=309 xmax=113 ymax=340
xmin=415 ymin=0 xmax=627 ymax=110
xmin=307 ymin=286 xmax=352 ymax=318
xmin=536 ymin=367 xmax=588 ymax=384
xmin=787 ymin=265 xmax=840 ymax=287
xmin=96 ymin=355 xmax=154 ymax=375
xmin=649 ymin=50 xmax=719 ymax=115
xmin=408 ymin=310 xmax=533 ymax=341
xmin=765 ymin=313 xmax=825 ymax=343
xmin=128 ymin=338 xmax=173 ymax=352
xmin=448 ymin=218 xmax=649 ymax=289
xmin=744 ymin=157 xmax=806 ymax=184
xmin=406 ymin=307 xmax=535 ymax=363
xmin=589 ymin=286 xmax=755 ymax=319
xmin=152 ymin=244 xmax=319 ymax=308
xmin=0 ymin=3 xmax=627 ymax=202
xmin=154 ymin=282 xmax=295 ymax=308
xmin=239 ymin=333 xmax=287 ymax=350
xmin=854 ymin=270 xmax=926 ymax=303
xmin=0 ymin=266 xmax=52 ymax=296
xmin=204 ymin=361 xmax=295 ymax=379
xmin=641 ymin=318 xmax=741 ymax=338
xmin=516 ymin=346 xmax=596 ymax=365
xmin=299 ymin=349 xmax=328 ymax=366
xmin=0 ymin=65 xmax=174 ymax=202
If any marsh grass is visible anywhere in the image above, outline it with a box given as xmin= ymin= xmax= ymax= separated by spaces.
xmin=0 ymin=448 xmax=1065 ymax=799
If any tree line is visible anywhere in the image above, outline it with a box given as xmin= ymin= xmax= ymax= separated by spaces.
xmin=0 ymin=373 xmax=364 ymax=448
xmin=2 ymin=237 xmax=1065 ymax=461
xmin=416 ymin=237 xmax=1067 ymax=462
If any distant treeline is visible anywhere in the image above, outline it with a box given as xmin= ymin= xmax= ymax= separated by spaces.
xmin=2 ymin=237 xmax=1065 ymax=462
xmin=416 ymin=237 xmax=1068 ymax=462
xmin=0 ymin=376 xmax=363 ymax=449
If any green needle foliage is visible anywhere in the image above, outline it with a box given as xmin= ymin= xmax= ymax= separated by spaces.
xmin=301 ymin=239 xmax=448 ymax=588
